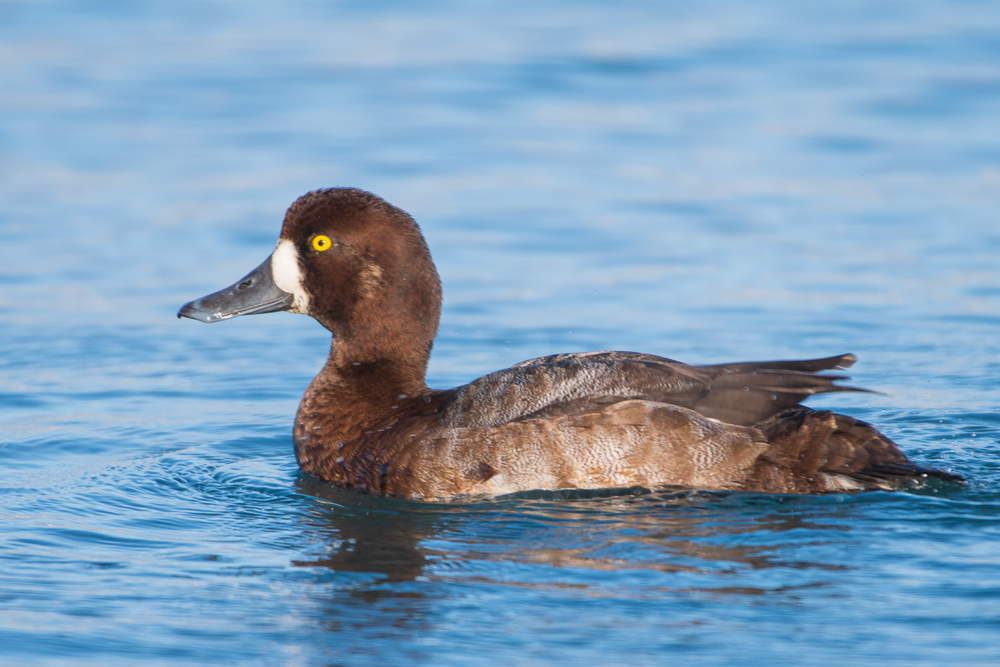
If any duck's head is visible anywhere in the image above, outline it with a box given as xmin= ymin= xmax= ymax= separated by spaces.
xmin=179 ymin=188 xmax=442 ymax=377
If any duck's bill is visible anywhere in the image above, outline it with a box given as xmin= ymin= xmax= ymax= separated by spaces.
xmin=177 ymin=255 xmax=294 ymax=323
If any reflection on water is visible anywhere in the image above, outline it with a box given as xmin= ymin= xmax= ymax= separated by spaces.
xmin=294 ymin=480 xmax=430 ymax=587
xmin=289 ymin=480 xmax=881 ymax=663
xmin=295 ymin=478 xmax=854 ymax=597
xmin=284 ymin=477 xmax=989 ymax=667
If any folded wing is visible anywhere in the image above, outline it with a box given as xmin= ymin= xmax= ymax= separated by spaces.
xmin=441 ymin=351 xmax=868 ymax=429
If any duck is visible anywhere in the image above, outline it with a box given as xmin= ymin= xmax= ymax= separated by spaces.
xmin=178 ymin=187 xmax=962 ymax=500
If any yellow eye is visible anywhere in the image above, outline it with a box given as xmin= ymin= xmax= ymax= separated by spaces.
xmin=312 ymin=235 xmax=332 ymax=252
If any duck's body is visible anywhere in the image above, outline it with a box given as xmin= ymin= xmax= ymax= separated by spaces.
xmin=179 ymin=188 xmax=961 ymax=500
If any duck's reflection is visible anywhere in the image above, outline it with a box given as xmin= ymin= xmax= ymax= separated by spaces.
xmin=292 ymin=478 xmax=854 ymax=595
xmin=291 ymin=478 xmax=438 ymax=606
xmin=291 ymin=480 xmax=861 ymax=651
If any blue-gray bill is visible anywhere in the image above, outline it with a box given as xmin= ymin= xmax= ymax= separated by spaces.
xmin=177 ymin=255 xmax=293 ymax=323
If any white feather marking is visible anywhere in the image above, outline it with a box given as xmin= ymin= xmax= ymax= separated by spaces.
xmin=271 ymin=239 xmax=309 ymax=313
xmin=822 ymin=474 xmax=865 ymax=491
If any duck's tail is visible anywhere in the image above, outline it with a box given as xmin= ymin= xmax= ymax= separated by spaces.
xmin=743 ymin=407 xmax=963 ymax=493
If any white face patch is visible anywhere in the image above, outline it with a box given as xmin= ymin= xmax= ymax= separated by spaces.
xmin=271 ymin=239 xmax=310 ymax=313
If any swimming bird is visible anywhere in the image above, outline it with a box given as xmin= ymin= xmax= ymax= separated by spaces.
xmin=178 ymin=188 xmax=961 ymax=499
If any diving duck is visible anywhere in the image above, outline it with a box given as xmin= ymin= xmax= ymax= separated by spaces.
xmin=179 ymin=188 xmax=961 ymax=499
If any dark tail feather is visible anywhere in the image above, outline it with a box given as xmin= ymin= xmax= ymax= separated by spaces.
xmin=694 ymin=354 xmax=873 ymax=426
xmin=846 ymin=461 xmax=965 ymax=487
xmin=704 ymin=353 xmax=858 ymax=374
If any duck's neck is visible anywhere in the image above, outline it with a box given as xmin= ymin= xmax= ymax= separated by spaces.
xmin=293 ymin=340 xmax=432 ymax=457
xmin=317 ymin=355 xmax=429 ymax=406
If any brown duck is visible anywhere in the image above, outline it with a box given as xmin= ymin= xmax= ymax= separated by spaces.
xmin=178 ymin=188 xmax=962 ymax=500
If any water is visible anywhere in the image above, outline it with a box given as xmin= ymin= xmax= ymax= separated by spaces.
xmin=2 ymin=1 xmax=999 ymax=664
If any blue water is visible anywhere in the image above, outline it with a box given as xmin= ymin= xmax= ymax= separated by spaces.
xmin=2 ymin=1 xmax=1000 ymax=664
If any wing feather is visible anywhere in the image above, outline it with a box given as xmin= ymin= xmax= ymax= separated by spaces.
xmin=440 ymin=351 xmax=869 ymax=428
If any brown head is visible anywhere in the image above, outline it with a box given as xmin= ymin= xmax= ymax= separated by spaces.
xmin=179 ymin=188 xmax=442 ymax=386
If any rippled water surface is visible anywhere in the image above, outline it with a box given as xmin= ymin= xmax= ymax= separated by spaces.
xmin=2 ymin=1 xmax=1000 ymax=665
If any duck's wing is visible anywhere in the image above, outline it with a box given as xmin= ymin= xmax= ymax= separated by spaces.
xmin=687 ymin=353 xmax=874 ymax=426
xmin=440 ymin=351 xmax=869 ymax=429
